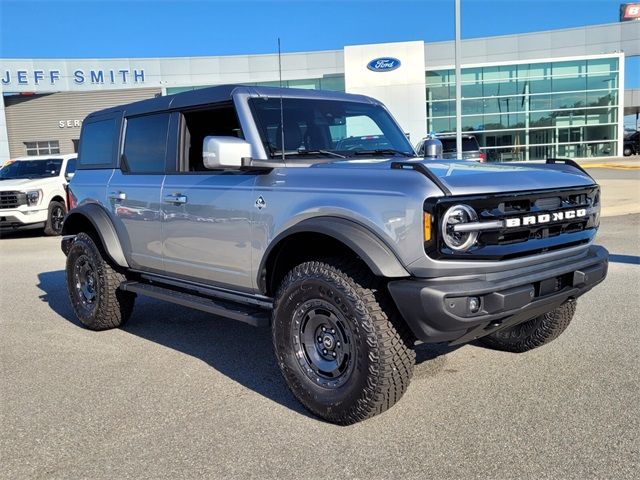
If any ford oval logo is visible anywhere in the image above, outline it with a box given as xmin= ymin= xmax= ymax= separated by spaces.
xmin=367 ymin=57 xmax=401 ymax=72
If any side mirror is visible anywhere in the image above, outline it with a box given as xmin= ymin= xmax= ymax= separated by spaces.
xmin=203 ymin=136 xmax=252 ymax=169
xmin=65 ymin=172 xmax=75 ymax=182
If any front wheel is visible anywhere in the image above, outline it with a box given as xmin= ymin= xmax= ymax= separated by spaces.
xmin=66 ymin=232 xmax=135 ymax=330
xmin=272 ymin=258 xmax=415 ymax=425
xmin=44 ymin=200 xmax=66 ymax=236
xmin=478 ymin=300 xmax=576 ymax=353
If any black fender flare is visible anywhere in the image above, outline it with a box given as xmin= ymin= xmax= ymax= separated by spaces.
xmin=62 ymin=204 xmax=129 ymax=268
xmin=258 ymin=216 xmax=410 ymax=292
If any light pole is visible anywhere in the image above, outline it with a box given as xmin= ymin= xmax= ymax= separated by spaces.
xmin=454 ymin=0 xmax=462 ymax=158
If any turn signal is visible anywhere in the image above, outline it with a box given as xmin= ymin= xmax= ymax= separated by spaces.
xmin=423 ymin=212 xmax=432 ymax=241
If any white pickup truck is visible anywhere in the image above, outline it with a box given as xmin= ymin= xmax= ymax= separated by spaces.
xmin=0 ymin=154 xmax=76 ymax=236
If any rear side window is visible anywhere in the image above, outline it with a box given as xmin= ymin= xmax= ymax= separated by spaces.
xmin=78 ymin=119 xmax=116 ymax=166
xmin=123 ymin=113 xmax=170 ymax=173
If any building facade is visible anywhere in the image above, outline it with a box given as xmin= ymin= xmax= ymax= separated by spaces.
xmin=1 ymin=21 xmax=638 ymax=163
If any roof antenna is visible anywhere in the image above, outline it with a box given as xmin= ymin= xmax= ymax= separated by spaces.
xmin=278 ymin=37 xmax=285 ymax=162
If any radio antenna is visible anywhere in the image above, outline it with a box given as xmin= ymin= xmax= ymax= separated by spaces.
xmin=278 ymin=37 xmax=285 ymax=162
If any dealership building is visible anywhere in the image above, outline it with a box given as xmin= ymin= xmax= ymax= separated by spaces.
xmin=1 ymin=20 xmax=638 ymax=163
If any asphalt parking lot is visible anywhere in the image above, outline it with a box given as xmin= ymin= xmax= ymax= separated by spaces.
xmin=1 ymin=188 xmax=639 ymax=479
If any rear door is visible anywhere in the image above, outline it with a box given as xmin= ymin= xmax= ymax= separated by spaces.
xmin=107 ymin=112 xmax=171 ymax=272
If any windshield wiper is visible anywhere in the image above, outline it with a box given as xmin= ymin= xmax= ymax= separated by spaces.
xmin=350 ymin=149 xmax=414 ymax=158
xmin=274 ymin=149 xmax=346 ymax=159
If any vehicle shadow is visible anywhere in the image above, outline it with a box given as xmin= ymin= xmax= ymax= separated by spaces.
xmin=36 ymin=269 xmax=310 ymax=419
xmin=37 ymin=269 xmax=457 ymax=419
xmin=609 ymin=254 xmax=640 ymax=265
xmin=0 ymin=228 xmax=46 ymax=239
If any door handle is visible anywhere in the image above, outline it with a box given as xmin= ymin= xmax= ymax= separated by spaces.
xmin=164 ymin=194 xmax=188 ymax=205
xmin=109 ymin=191 xmax=126 ymax=201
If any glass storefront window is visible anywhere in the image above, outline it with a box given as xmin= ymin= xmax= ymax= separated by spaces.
xmin=427 ymin=84 xmax=453 ymax=101
xmin=320 ymin=75 xmax=345 ymax=91
xmin=587 ymin=57 xmax=618 ymax=75
xmin=429 ymin=100 xmax=455 ymax=117
xmin=586 ymin=107 xmax=617 ymax=125
xmin=426 ymin=56 xmax=619 ymax=160
xmin=552 ymin=75 xmax=587 ymax=93
xmin=587 ymin=73 xmax=618 ymax=90
xmin=530 ymin=94 xmax=551 ymax=111
xmin=462 ymin=99 xmax=483 ymax=115
xmin=429 ymin=117 xmax=453 ymax=133
xmin=587 ymin=90 xmax=617 ymax=107
xmin=551 ymin=91 xmax=586 ymax=109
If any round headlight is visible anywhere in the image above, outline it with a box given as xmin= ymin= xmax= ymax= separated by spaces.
xmin=441 ymin=204 xmax=478 ymax=251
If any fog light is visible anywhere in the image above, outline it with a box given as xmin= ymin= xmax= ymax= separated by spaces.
xmin=468 ymin=296 xmax=481 ymax=313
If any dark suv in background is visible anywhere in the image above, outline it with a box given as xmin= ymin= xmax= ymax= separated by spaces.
xmin=416 ymin=134 xmax=484 ymax=162
xmin=623 ymin=131 xmax=639 ymax=156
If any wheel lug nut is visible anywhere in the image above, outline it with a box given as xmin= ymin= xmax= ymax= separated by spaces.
xmin=331 ymin=329 xmax=335 ymax=334
xmin=336 ymin=341 xmax=341 ymax=347
xmin=332 ymin=352 xmax=336 ymax=358
xmin=321 ymin=327 xmax=326 ymax=332
xmin=318 ymin=337 xmax=322 ymax=343
xmin=323 ymin=349 xmax=327 ymax=354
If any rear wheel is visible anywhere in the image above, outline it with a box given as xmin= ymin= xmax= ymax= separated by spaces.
xmin=44 ymin=201 xmax=66 ymax=236
xmin=272 ymin=258 xmax=415 ymax=425
xmin=478 ymin=300 xmax=576 ymax=353
xmin=623 ymin=146 xmax=632 ymax=156
xmin=66 ymin=232 xmax=135 ymax=330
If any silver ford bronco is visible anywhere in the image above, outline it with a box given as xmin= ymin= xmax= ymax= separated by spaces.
xmin=61 ymin=86 xmax=608 ymax=424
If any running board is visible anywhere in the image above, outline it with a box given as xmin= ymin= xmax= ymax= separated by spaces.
xmin=120 ymin=281 xmax=270 ymax=328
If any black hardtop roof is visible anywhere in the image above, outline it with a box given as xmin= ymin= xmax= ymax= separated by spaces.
xmin=86 ymin=84 xmax=377 ymax=120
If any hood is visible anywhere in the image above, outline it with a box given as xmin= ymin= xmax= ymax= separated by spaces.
xmin=314 ymin=158 xmax=596 ymax=195
xmin=0 ymin=177 xmax=59 ymax=191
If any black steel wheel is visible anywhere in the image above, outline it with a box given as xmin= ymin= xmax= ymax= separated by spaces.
xmin=66 ymin=232 xmax=135 ymax=330
xmin=292 ymin=299 xmax=356 ymax=389
xmin=72 ymin=253 xmax=98 ymax=315
xmin=272 ymin=258 xmax=415 ymax=425
xmin=44 ymin=201 xmax=66 ymax=236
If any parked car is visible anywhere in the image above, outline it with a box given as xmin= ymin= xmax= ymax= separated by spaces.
xmin=61 ymin=86 xmax=607 ymax=424
xmin=416 ymin=134 xmax=485 ymax=162
xmin=623 ymin=131 xmax=639 ymax=156
xmin=0 ymin=154 xmax=76 ymax=235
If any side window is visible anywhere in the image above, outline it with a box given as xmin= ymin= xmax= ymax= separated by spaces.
xmin=123 ymin=113 xmax=170 ymax=174
xmin=78 ymin=119 xmax=116 ymax=167
xmin=65 ymin=158 xmax=77 ymax=175
xmin=180 ymin=104 xmax=243 ymax=172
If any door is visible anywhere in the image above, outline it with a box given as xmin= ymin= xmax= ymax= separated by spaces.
xmin=107 ymin=112 xmax=170 ymax=272
xmin=160 ymin=104 xmax=256 ymax=290
xmin=161 ymin=174 xmax=256 ymax=289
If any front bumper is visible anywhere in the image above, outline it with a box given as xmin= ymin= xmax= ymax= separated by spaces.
xmin=388 ymin=245 xmax=608 ymax=345
xmin=0 ymin=208 xmax=48 ymax=230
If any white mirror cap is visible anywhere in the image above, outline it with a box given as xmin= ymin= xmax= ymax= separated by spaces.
xmin=202 ymin=136 xmax=252 ymax=169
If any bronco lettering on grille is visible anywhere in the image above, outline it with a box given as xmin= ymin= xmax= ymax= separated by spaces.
xmin=505 ymin=208 xmax=587 ymax=228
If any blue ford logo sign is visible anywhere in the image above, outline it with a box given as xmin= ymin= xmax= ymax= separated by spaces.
xmin=367 ymin=57 xmax=401 ymax=72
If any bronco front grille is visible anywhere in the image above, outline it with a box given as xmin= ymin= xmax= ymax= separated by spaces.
xmin=425 ymin=186 xmax=600 ymax=260
xmin=0 ymin=191 xmax=26 ymax=210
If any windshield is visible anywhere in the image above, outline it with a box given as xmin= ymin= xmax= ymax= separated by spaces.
xmin=249 ymin=97 xmax=415 ymax=159
xmin=0 ymin=159 xmax=63 ymax=180
xmin=439 ymin=137 xmax=480 ymax=153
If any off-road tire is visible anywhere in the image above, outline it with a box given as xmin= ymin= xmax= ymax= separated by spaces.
xmin=478 ymin=300 xmax=576 ymax=353
xmin=44 ymin=200 xmax=66 ymax=236
xmin=272 ymin=258 xmax=415 ymax=425
xmin=66 ymin=232 xmax=135 ymax=330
